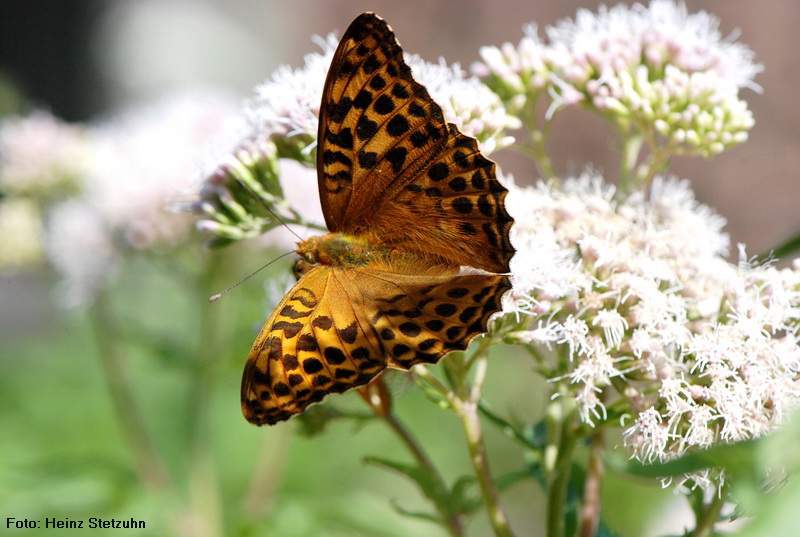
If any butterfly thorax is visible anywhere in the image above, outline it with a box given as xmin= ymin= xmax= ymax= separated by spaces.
xmin=297 ymin=233 xmax=389 ymax=269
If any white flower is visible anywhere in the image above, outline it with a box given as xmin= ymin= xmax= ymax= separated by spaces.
xmin=473 ymin=24 xmax=550 ymax=113
xmin=86 ymin=91 xmax=238 ymax=250
xmin=593 ymin=309 xmax=629 ymax=349
xmin=545 ymin=1 xmax=760 ymax=89
xmin=245 ymin=34 xmax=338 ymax=145
xmin=0 ymin=110 xmax=88 ymax=198
xmin=407 ymin=57 xmax=519 ymax=152
xmin=505 ymin=172 xmax=800 ymax=466
xmin=474 ymin=0 xmax=760 ymax=156
xmin=624 ymin=407 xmax=670 ymax=462
xmin=43 ymin=91 xmax=238 ymax=305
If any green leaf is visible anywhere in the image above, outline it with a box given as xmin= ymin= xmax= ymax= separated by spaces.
xmin=478 ymin=400 xmax=544 ymax=453
xmin=449 ymin=475 xmax=482 ymax=516
xmin=757 ymin=230 xmax=800 ymax=262
xmin=387 ymin=500 xmax=441 ymax=524
xmin=495 ymin=469 xmax=534 ymax=492
xmin=364 ymin=457 xmax=452 ymax=521
xmin=609 ymin=438 xmax=759 ymax=482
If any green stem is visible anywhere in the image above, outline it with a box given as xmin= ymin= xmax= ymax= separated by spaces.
xmin=692 ymin=490 xmax=726 ymax=537
xmin=414 ymin=365 xmax=455 ymax=399
xmin=454 ymin=346 xmax=517 ymax=537
xmin=359 ymin=374 xmax=465 ymax=536
xmin=88 ymin=291 xmax=173 ymax=492
xmin=635 ymin=149 xmax=670 ymax=190
xmin=546 ymin=393 xmax=580 ymax=537
xmin=631 ymin=125 xmax=677 ymax=190
xmin=516 ymin=91 xmax=557 ymax=181
xmin=243 ymin=428 xmax=291 ymax=517
xmin=458 ymin=398 xmax=516 ymax=537
xmin=382 ymin=412 xmax=442 ymax=488
xmin=529 ymin=129 xmax=557 ymax=180
xmin=578 ymin=428 xmax=605 ymax=537
xmin=618 ymin=132 xmax=644 ymax=198
xmin=418 ymin=345 xmax=515 ymax=537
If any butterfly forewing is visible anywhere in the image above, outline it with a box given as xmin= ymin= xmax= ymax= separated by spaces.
xmin=318 ymin=12 xmax=448 ymax=232
xmin=318 ymin=14 xmax=514 ymax=273
xmin=370 ymin=127 xmax=515 ymax=273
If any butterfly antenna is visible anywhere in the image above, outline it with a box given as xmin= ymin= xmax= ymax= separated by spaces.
xmin=234 ymin=178 xmax=305 ymax=243
xmin=209 ymin=250 xmax=296 ymax=303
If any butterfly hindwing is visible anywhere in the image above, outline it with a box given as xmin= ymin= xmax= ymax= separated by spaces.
xmin=241 ymin=263 xmax=510 ymax=426
xmin=362 ymin=266 xmax=511 ymax=369
xmin=241 ymin=266 xmax=385 ymax=425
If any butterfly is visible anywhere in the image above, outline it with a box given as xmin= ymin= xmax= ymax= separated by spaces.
xmin=241 ymin=12 xmax=515 ymax=426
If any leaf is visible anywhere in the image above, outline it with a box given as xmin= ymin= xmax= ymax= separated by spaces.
xmin=478 ymin=400 xmax=545 ymax=453
xmin=364 ymin=456 xmax=453 ymax=522
xmin=609 ymin=438 xmax=760 ymax=482
xmin=387 ymin=499 xmax=442 ymax=525
xmin=449 ymin=475 xmax=482 ymax=517
xmin=757 ymin=230 xmax=800 ymax=262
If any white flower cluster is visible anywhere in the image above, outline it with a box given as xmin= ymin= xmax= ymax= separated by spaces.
xmin=0 ymin=93 xmax=238 ymax=305
xmin=406 ymin=57 xmax=519 ymax=153
xmin=0 ymin=111 xmax=89 ymax=269
xmin=245 ymin=35 xmax=338 ymax=149
xmin=0 ymin=110 xmax=88 ymax=198
xmin=475 ymin=0 xmax=760 ymax=156
xmin=242 ymin=33 xmax=517 ymax=158
xmin=504 ymin=174 xmax=800 ymax=462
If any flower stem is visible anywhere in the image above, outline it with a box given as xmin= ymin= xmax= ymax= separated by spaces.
xmin=417 ymin=346 xmax=516 ymax=537
xmin=692 ymin=490 xmax=726 ymax=537
xmin=383 ymin=412 xmax=440 ymax=484
xmin=185 ymin=253 xmax=229 ymax=537
xmin=243 ymin=428 xmax=290 ymax=517
xmin=360 ymin=376 xmax=466 ymax=536
xmin=529 ymin=129 xmax=557 ymax=180
xmin=578 ymin=428 xmax=605 ymax=537
xmin=618 ymin=132 xmax=644 ymax=198
xmin=516 ymin=92 xmax=557 ymax=181
xmin=545 ymin=392 xmax=579 ymax=537
xmin=459 ymin=397 xmax=516 ymax=537
xmin=454 ymin=346 xmax=517 ymax=537
xmin=88 ymin=291 xmax=174 ymax=492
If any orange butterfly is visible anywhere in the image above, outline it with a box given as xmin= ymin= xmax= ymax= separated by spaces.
xmin=241 ymin=13 xmax=514 ymax=426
